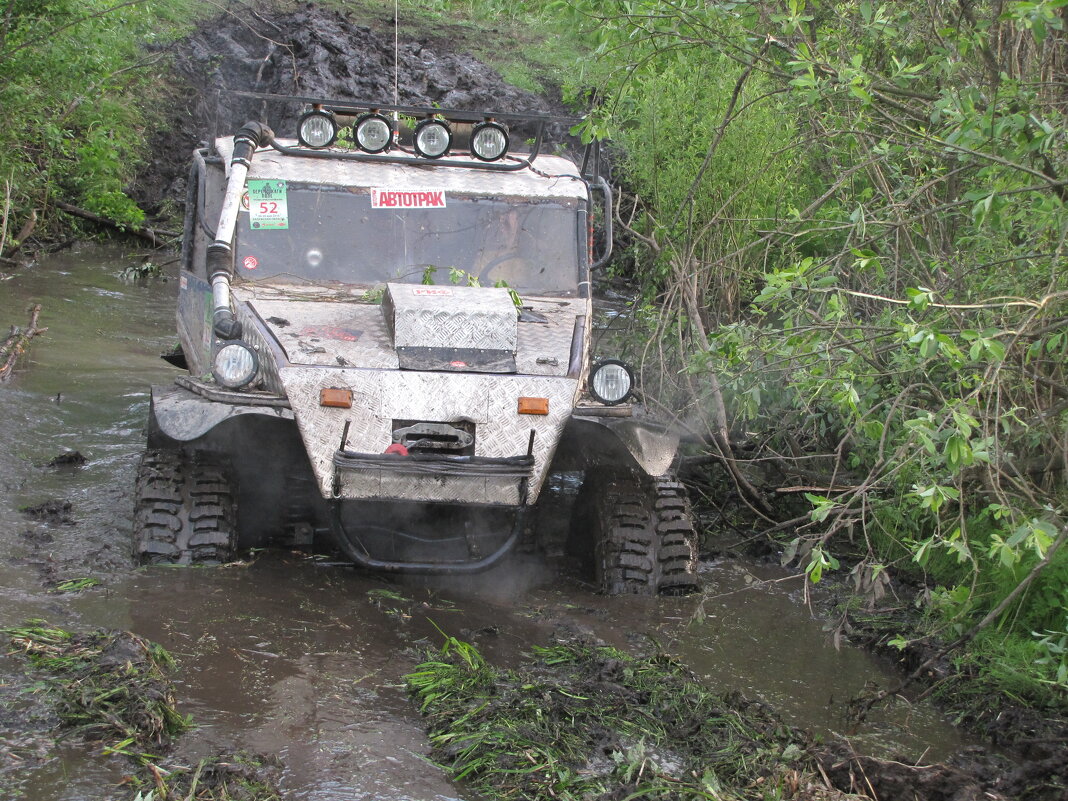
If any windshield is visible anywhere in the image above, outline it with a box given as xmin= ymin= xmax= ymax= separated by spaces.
xmin=234 ymin=182 xmax=583 ymax=294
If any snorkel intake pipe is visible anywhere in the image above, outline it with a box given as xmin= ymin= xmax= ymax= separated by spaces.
xmin=209 ymin=121 xmax=274 ymax=339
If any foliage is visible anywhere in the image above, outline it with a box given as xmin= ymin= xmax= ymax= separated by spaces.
xmin=535 ymin=0 xmax=1068 ymax=698
xmin=407 ymin=634 xmax=820 ymax=800
xmin=0 ymin=0 xmax=200 ymax=240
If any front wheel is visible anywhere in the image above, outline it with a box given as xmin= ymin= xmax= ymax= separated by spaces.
xmin=572 ymin=469 xmax=700 ymax=596
xmin=133 ymin=450 xmax=237 ymax=565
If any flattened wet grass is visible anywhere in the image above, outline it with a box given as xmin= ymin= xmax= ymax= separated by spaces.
xmin=3 ymin=621 xmax=189 ymax=751
xmin=407 ymin=636 xmax=838 ymax=800
xmin=138 ymin=753 xmax=282 ymax=801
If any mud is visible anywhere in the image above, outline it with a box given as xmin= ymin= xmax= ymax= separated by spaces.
xmin=46 ymin=450 xmax=88 ymax=468
xmin=19 ymin=499 xmax=74 ymax=525
xmin=0 ymin=243 xmax=1044 ymax=800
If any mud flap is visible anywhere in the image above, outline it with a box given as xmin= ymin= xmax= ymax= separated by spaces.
xmin=148 ymin=382 xmax=294 ymax=443
xmin=563 ymin=413 xmax=680 ymax=477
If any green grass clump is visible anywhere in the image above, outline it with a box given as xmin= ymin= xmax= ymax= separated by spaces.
xmin=4 ymin=621 xmax=189 ymax=751
xmin=407 ymin=636 xmax=816 ymax=800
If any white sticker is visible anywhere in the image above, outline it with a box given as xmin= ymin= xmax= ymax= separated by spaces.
xmin=371 ymin=189 xmax=446 ymax=209
xmin=249 ymin=180 xmax=288 ymax=229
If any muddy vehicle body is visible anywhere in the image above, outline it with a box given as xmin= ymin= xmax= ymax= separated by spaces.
xmin=136 ymin=95 xmax=698 ymax=594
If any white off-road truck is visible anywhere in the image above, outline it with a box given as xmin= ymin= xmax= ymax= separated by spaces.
xmin=135 ymin=95 xmax=698 ymax=594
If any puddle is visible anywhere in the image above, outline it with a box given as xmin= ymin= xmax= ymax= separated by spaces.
xmin=0 ymin=245 xmax=972 ymax=800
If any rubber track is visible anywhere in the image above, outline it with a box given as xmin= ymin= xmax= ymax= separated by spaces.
xmin=592 ymin=471 xmax=699 ymax=596
xmin=133 ymin=450 xmax=236 ymax=565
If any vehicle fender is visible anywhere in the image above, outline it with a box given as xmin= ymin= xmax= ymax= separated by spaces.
xmin=562 ymin=413 xmax=679 ymax=477
xmin=148 ymin=383 xmax=294 ymax=444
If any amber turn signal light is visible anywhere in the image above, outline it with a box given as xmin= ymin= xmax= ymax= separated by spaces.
xmin=518 ymin=396 xmax=549 ymax=415
xmin=320 ymin=387 xmax=353 ymax=408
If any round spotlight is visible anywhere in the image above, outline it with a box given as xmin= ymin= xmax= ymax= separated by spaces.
xmin=212 ymin=341 xmax=259 ymax=389
xmin=298 ymin=110 xmax=338 ymax=149
xmin=590 ymin=359 xmax=635 ymax=405
xmin=413 ymin=118 xmax=452 ymax=159
xmin=471 ymin=121 xmax=509 ymax=161
xmin=354 ymin=112 xmax=393 ymax=153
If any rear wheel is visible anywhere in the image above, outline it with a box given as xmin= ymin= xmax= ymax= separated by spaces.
xmin=133 ymin=450 xmax=237 ymax=565
xmin=572 ymin=468 xmax=699 ymax=595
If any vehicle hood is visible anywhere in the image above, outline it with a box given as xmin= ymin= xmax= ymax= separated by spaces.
xmin=232 ymin=283 xmax=585 ymax=378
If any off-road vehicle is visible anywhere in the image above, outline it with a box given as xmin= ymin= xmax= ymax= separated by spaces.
xmin=135 ymin=94 xmax=699 ymax=594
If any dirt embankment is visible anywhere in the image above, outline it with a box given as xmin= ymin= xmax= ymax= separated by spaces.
xmin=133 ymin=2 xmax=568 ymax=219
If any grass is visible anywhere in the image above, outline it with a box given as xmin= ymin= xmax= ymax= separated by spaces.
xmin=51 ymin=577 xmax=101 ymax=593
xmin=406 ymin=635 xmax=824 ymax=801
xmin=3 ymin=621 xmax=190 ymax=756
xmin=135 ymin=753 xmax=282 ymax=801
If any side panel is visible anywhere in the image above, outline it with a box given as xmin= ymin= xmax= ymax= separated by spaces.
xmin=180 ymin=151 xmax=230 ymax=377
xmin=177 ymin=271 xmax=213 ymax=378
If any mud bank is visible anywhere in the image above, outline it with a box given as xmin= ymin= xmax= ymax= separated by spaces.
xmin=134 ymin=2 xmax=567 ymax=219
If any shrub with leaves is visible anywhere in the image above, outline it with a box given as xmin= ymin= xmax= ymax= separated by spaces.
xmin=0 ymin=0 xmax=199 ymax=239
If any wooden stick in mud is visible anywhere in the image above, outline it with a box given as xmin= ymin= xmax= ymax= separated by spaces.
xmin=54 ymin=200 xmax=175 ymax=248
xmin=0 ymin=304 xmax=47 ymax=380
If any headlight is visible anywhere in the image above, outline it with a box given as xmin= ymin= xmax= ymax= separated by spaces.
xmin=471 ymin=121 xmax=509 ymax=161
xmin=413 ymin=118 xmax=452 ymax=159
xmin=212 ymin=341 xmax=258 ymax=389
xmin=298 ymin=109 xmax=338 ymax=148
xmin=590 ymin=360 xmax=634 ymax=405
xmin=354 ymin=112 xmax=393 ymax=153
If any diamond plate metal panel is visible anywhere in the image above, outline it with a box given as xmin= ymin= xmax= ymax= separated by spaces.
xmin=233 ymin=286 xmax=583 ymax=378
xmin=235 ymin=301 xmax=286 ymax=395
xmin=279 ymin=366 xmax=578 ymax=505
xmin=385 ymin=283 xmax=517 ymax=352
xmin=340 ymin=473 xmax=521 ymax=505
xmin=515 ymin=297 xmax=589 ymax=376
xmin=232 ymin=286 xmax=399 ymax=369
xmin=217 ymin=138 xmax=588 ymax=201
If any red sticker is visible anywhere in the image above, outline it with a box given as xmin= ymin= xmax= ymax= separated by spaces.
xmin=243 ymin=256 xmax=259 ymax=270
xmin=371 ymin=189 xmax=446 ymax=209
xmin=414 ymin=287 xmax=452 ymax=296
xmin=450 ymin=360 xmax=468 ymax=368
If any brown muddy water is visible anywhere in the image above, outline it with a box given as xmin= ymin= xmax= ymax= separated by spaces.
xmin=1 ymin=245 xmax=972 ymax=800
